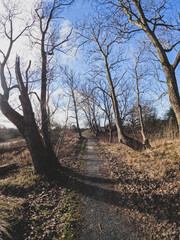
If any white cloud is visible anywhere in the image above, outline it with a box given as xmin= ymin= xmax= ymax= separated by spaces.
xmin=0 ymin=1 xmax=85 ymax=128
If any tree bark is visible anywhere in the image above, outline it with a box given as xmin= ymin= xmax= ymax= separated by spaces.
xmin=104 ymin=56 xmax=144 ymax=150
xmin=135 ymin=60 xmax=151 ymax=149
xmin=164 ymin=67 xmax=180 ymax=133
xmin=15 ymin=57 xmax=60 ymax=174
xmin=104 ymin=56 xmax=125 ymax=141
xmin=109 ymin=127 xmax=113 ymax=143
xmin=120 ymin=0 xmax=180 ymax=135
xmin=40 ymin=37 xmax=60 ymax=166
xmin=72 ymin=89 xmax=82 ymax=138
xmin=0 ymin=95 xmax=50 ymax=174
xmin=145 ymin=31 xmax=180 ymax=133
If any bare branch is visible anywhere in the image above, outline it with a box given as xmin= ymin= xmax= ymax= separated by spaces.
xmin=29 ymin=91 xmax=41 ymax=102
xmin=47 ymin=28 xmax=73 ymax=55
xmin=0 ymin=62 xmax=9 ymax=99
xmin=25 ymin=61 xmax=31 ymax=91
xmin=153 ymin=92 xmax=168 ymax=102
xmin=15 ymin=56 xmax=26 ymax=92
xmin=13 ymin=23 xmax=33 ymax=42
xmin=0 ymin=49 xmax=5 ymax=59
xmin=164 ymin=41 xmax=180 ymax=52
xmin=173 ymin=50 xmax=180 ymax=70
xmin=8 ymin=85 xmax=19 ymax=91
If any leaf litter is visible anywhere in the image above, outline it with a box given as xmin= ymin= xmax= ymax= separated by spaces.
xmin=0 ymin=132 xmax=86 ymax=240
xmin=97 ymin=138 xmax=180 ymax=240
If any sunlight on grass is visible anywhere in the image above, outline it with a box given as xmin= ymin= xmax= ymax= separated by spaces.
xmin=98 ymin=137 xmax=180 ymax=240
xmin=0 ymin=134 xmax=86 ymax=239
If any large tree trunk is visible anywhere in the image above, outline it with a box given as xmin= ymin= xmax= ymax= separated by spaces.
xmin=164 ymin=67 xmax=180 ymax=134
xmin=104 ymin=56 xmax=144 ymax=150
xmin=0 ymin=96 xmax=51 ymax=174
xmin=41 ymin=41 xmax=60 ymax=166
xmin=15 ymin=57 xmax=60 ymax=174
xmin=125 ymin=0 xmax=180 ymax=135
xmin=22 ymin=122 xmax=50 ymax=174
xmin=145 ymin=32 xmax=180 ymax=134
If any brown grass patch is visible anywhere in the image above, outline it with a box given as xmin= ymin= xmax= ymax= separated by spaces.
xmin=0 ymin=133 xmax=86 ymax=239
xmin=98 ymin=138 xmax=180 ymax=240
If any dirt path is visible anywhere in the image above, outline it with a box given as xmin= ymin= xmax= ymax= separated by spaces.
xmin=80 ymin=137 xmax=138 ymax=240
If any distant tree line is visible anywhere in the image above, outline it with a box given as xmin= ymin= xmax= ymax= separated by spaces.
xmin=0 ymin=127 xmax=21 ymax=142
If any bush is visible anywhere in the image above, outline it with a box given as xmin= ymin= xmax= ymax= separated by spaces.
xmin=0 ymin=127 xmax=21 ymax=142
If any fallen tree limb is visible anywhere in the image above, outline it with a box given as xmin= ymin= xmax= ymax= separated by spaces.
xmin=0 ymin=163 xmax=19 ymax=174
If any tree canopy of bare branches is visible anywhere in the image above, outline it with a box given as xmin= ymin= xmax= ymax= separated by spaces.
xmin=0 ymin=0 xmax=74 ymax=175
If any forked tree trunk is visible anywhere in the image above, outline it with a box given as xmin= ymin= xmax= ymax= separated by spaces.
xmin=0 ymin=58 xmax=52 ymax=174
xmin=0 ymin=95 xmax=51 ymax=174
xmin=11 ymin=57 xmax=60 ymax=175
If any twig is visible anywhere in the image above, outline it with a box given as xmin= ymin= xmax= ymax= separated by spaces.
xmin=98 ymin=223 xmax=105 ymax=235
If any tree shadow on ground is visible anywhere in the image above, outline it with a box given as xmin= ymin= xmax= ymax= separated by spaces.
xmin=1 ymin=165 xmax=178 ymax=240
xmin=0 ymin=164 xmax=178 ymax=229
xmin=54 ymin=166 xmax=179 ymax=225
xmin=0 ymin=183 xmax=27 ymax=197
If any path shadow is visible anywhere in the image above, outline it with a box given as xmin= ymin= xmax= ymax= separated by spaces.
xmin=53 ymin=166 xmax=179 ymax=225
xmin=0 ymin=183 xmax=27 ymax=197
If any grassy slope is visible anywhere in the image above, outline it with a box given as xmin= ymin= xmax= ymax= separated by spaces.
xmin=97 ymin=138 xmax=180 ymax=240
xmin=0 ymin=133 xmax=86 ymax=240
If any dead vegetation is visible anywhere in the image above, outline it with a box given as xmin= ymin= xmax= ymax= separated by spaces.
xmin=1 ymin=128 xmax=179 ymax=240
xmin=0 ymin=131 xmax=86 ymax=240
xmin=97 ymin=138 xmax=180 ymax=240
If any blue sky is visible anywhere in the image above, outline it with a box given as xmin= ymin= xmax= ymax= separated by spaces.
xmin=0 ymin=0 xmax=180 ymax=128
xmin=64 ymin=0 xmax=92 ymax=22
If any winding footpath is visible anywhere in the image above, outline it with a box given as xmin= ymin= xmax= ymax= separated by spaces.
xmin=80 ymin=137 xmax=138 ymax=240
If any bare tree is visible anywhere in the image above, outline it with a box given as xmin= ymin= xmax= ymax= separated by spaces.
xmin=133 ymin=45 xmax=151 ymax=148
xmin=0 ymin=2 xmax=55 ymax=174
xmin=80 ymin=84 xmax=101 ymax=136
xmin=34 ymin=0 xmax=74 ymax=165
xmin=0 ymin=0 xmax=74 ymax=174
xmin=61 ymin=67 xmax=82 ymax=138
xmin=77 ymin=17 xmax=144 ymax=149
xmin=96 ymin=89 xmax=114 ymax=142
xmin=107 ymin=0 xmax=180 ymax=132
xmin=86 ymin=75 xmax=115 ymax=142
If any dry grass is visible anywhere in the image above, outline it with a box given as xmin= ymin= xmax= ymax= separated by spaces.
xmin=98 ymin=138 xmax=180 ymax=240
xmin=0 ymin=145 xmax=39 ymax=240
xmin=102 ymin=138 xmax=180 ymax=181
xmin=0 ymin=134 xmax=86 ymax=240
